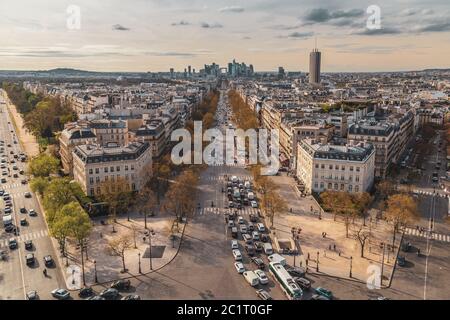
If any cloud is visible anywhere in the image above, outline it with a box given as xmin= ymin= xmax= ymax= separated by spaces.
xmin=268 ymin=24 xmax=300 ymax=30
xmin=302 ymin=8 xmax=364 ymax=24
xmin=242 ymin=36 xmax=252 ymax=40
xmin=277 ymin=31 xmax=314 ymax=39
xmin=415 ymin=21 xmax=450 ymax=33
xmin=201 ymin=22 xmax=223 ymax=28
xmin=353 ymin=27 xmax=402 ymax=36
xmin=219 ymin=6 xmax=244 ymax=13
xmin=171 ymin=20 xmax=190 ymax=26
xmin=112 ymin=24 xmax=130 ymax=31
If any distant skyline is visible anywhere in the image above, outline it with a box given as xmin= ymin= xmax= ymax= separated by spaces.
xmin=0 ymin=0 xmax=449 ymax=72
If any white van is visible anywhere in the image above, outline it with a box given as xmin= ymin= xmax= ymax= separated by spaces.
xmin=2 ymin=215 xmax=12 ymax=227
xmin=264 ymin=243 xmax=273 ymax=255
xmin=257 ymin=223 xmax=265 ymax=232
xmin=247 ymin=192 xmax=255 ymax=200
xmin=243 ymin=271 xmax=259 ymax=287
xmin=232 ymin=249 xmax=242 ymax=261
xmin=268 ymin=253 xmax=286 ymax=266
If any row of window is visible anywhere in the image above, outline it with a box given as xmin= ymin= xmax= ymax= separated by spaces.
xmin=314 ymin=174 xmax=360 ymax=182
xmin=89 ymin=174 xmax=135 ymax=185
xmin=89 ymin=183 xmax=136 ymax=196
xmin=314 ymin=182 xmax=360 ymax=193
xmin=88 ymin=165 xmax=134 ymax=175
xmin=315 ymin=164 xmax=361 ymax=172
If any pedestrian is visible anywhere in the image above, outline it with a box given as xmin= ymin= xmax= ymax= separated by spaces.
xmin=100 ymin=232 xmax=103 ymax=238
xmin=333 ymin=244 xmax=336 ymax=251
xmin=339 ymin=251 xmax=341 ymax=257
xmin=329 ymin=245 xmax=331 ymax=250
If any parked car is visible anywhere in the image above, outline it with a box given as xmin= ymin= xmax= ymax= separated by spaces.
xmin=242 ymin=234 xmax=253 ymax=244
xmin=20 ymin=207 xmax=27 ymax=213
xmin=24 ymin=240 xmax=33 ymax=250
xmin=245 ymin=244 xmax=255 ymax=256
xmin=251 ymin=257 xmax=265 ymax=269
xmin=311 ymin=294 xmax=330 ymax=300
xmin=232 ymin=249 xmax=242 ymax=261
xmin=397 ymin=256 xmax=406 ymax=267
xmin=234 ymin=262 xmax=245 ymax=274
xmin=287 ymin=266 xmax=306 ymax=278
xmin=110 ymin=279 xmax=131 ymax=290
xmin=43 ymin=255 xmax=54 ymax=267
xmin=254 ymin=241 xmax=263 ymax=252
xmin=51 ymin=288 xmax=70 ymax=300
xmin=256 ymin=289 xmax=273 ymax=300
xmin=231 ymin=239 xmax=239 ymax=249
xmin=78 ymin=287 xmax=94 ymax=298
xmin=254 ymin=269 xmax=269 ymax=285
xmin=99 ymin=288 xmax=119 ymax=300
xmin=239 ymin=224 xmax=248 ymax=234
xmin=315 ymin=287 xmax=333 ymax=299
xmin=26 ymin=290 xmax=39 ymax=300
xmin=294 ymin=277 xmax=311 ymax=290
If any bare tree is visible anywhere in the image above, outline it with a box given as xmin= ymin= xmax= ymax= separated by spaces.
xmin=108 ymin=233 xmax=133 ymax=273
xmin=355 ymin=225 xmax=370 ymax=258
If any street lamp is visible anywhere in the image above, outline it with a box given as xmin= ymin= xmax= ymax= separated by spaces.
xmin=149 ymin=228 xmax=154 ymax=270
xmin=380 ymin=242 xmax=385 ymax=286
xmin=316 ymin=251 xmax=319 ymax=272
xmin=138 ymin=253 xmax=142 ymax=274
xmin=94 ymin=260 xmax=98 ymax=283
xmin=349 ymin=256 xmax=353 ymax=278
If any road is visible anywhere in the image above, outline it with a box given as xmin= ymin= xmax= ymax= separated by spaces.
xmin=0 ymin=90 xmax=66 ymax=300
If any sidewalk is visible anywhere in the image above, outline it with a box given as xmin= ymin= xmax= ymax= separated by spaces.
xmin=267 ymin=174 xmax=400 ymax=286
xmin=61 ymin=213 xmax=185 ymax=287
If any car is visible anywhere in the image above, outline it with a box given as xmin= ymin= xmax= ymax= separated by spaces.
xmin=256 ymin=289 xmax=273 ymax=300
xmin=254 ymin=269 xmax=269 ymax=284
xmin=8 ymin=238 xmax=17 ymax=249
xmin=245 ymin=244 xmax=256 ymax=256
xmin=239 ymin=224 xmax=248 ymax=234
xmin=257 ymin=223 xmax=266 ymax=232
xmin=26 ymin=290 xmax=39 ymax=300
xmin=401 ymin=242 xmax=412 ymax=252
xmin=232 ymin=249 xmax=242 ymax=261
xmin=25 ymin=253 xmax=35 ymax=265
xmin=294 ymin=277 xmax=311 ymax=290
xmin=24 ymin=192 xmax=32 ymax=198
xmin=20 ymin=207 xmax=27 ymax=213
xmin=227 ymin=220 xmax=235 ymax=228
xmin=311 ymin=294 xmax=330 ymax=300
xmin=29 ymin=209 xmax=37 ymax=216
xmin=21 ymin=179 xmax=27 ymax=184
xmin=110 ymin=279 xmax=131 ymax=290
xmin=249 ymin=214 xmax=258 ymax=222
xmin=242 ymin=233 xmax=253 ymax=244
xmin=315 ymin=287 xmax=333 ymax=299
xmin=287 ymin=266 xmax=306 ymax=278
xmin=254 ymin=241 xmax=263 ymax=252
xmin=87 ymin=295 xmax=105 ymax=300
xmin=121 ymin=295 xmax=141 ymax=300
xmin=252 ymin=231 xmax=260 ymax=241
xmin=19 ymin=217 xmax=27 ymax=226
xmin=4 ymin=207 xmax=12 ymax=214
xmin=44 ymin=255 xmax=54 ymax=267
xmin=78 ymin=287 xmax=94 ymax=298
xmin=251 ymin=201 xmax=258 ymax=208
xmin=251 ymin=257 xmax=265 ymax=269
xmin=228 ymin=201 xmax=234 ymax=208
xmin=99 ymin=288 xmax=119 ymax=300
xmin=231 ymin=227 xmax=238 ymax=238
xmin=234 ymin=262 xmax=245 ymax=274
xmin=231 ymin=239 xmax=239 ymax=249
xmin=5 ymin=224 xmax=15 ymax=232
xmin=397 ymin=256 xmax=406 ymax=267
xmin=0 ymin=189 xmax=3 ymax=196
xmin=24 ymin=240 xmax=33 ymax=250
xmin=1 ymin=178 xmax=6 ymax=183
xmin=238 ymin=216 xmax=244 ymax=224
xmin=51 ymin=288 xmax=71 ymax=300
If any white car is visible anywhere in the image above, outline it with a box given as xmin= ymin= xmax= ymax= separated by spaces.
xmin=232 ymin=249 xmax=242 ymax=261
xmin=234 ymin=262 xmax=245 ymax=274
xmin=257 ymin=223 xmax=265 ymax=232
xmin=254 ymin=269 xmax=269 ymax=285
xmin=251 ymin=201 xmax=258 ymax=208
xmin=231 ymin=240 xmax=239 ymax=249
xmin=240 ymin=225 xmax=248 ymax=234
xmin=252 ymin=231 xmax=260 ymax=241
xmin=238 ymin=216 xmax=244 ymax=224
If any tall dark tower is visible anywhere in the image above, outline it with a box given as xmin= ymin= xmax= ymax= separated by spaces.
xmin=309 ymin=42 xmax=321 ymax=85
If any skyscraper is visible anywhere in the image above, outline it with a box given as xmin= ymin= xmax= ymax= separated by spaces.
xmin=309 ymin=48 xmax=321 ymax=85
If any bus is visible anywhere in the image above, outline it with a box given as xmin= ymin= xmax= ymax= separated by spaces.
xmin=269 ymin=262 xmax=302 ymax=300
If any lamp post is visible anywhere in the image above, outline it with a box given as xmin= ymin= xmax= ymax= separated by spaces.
xmin=316 ymin=251 xmax=319 ymax=272
xmin=93 ymin=260 xmax=98 ymax=283
xmin=149 ymin=229 xmax=154 ymax=270
xmin=138 ymin=253 xmax=142 ymax=274
xmin=349 ymin=256 xmax=353 ymax=278
xmin=380 ymin=242 xmax=385 ymax=286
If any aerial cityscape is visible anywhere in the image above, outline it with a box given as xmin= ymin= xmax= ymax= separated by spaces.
xmin=0 ymin=0 xmax=449 ymax=306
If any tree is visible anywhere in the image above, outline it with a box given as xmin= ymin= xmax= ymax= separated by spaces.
xmin=66 ymin=202 xmax=92 ymax=286
xmin=42 ymin=178 xmax=83 ymax=223
xmin=135 ymin=185 xmax=157 ymax=229
xmin=150 ymin=159 xmax=171 ymax=204
xmin=29 ymin=177 xmax=49 ymax=195
xmin=49 ymin=212 xmax=72 ymax=257
xmin=385 ymin=194 xmax=419 ymax=248
xmin=376 ymin=180 xmax=396 ymax=200
xmin=320 ymin=191 xmax=356 ymax=237
xmin=108 ymin=233 xmax=133 ymax=273
xmin=354 ymin=225 xmax=370 ymax=258
xmin=28 ymin=153 xmax=59 ymax=177
xmin=352 ymin=192 xmax=373 ymax=226
xmin=98 ymin=177 xmax=133 ymax=232
xmin=264 ymin=192 xmax=287 ymax=228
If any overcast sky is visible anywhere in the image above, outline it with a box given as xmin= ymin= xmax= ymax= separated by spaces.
xmin=0 ymin=0 xmax=449 ymax=72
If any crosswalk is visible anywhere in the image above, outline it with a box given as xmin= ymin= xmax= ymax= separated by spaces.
xmin=204 ymin=175 xmax=253 ymax=182
xmin=197 ymin=206 xmax=259 ymax=216
xmin=404 ymin=227 xmax=450 ymax=243
xmin=0 ymin=229 xmax=49 ymax=248
xmin=2 ymin=182 xmax=25 ymax=190
xmin=412 ymin=190 xmax=448 ymax=198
